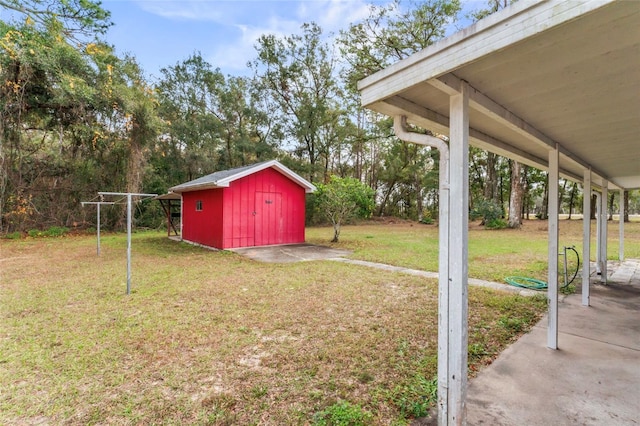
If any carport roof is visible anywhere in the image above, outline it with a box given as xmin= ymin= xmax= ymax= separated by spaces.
xmin=358 ymin=0 xmax=640 ymax=190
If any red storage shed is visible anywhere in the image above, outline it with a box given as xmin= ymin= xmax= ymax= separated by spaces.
xmin=168 ymin=160 xmax=316 ymax=250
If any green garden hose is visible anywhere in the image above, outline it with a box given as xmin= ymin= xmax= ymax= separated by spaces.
xmin=505 ymin=276 xmax=548 ymax=290
xmin=505 ymin=246 xmax=580 ymax=291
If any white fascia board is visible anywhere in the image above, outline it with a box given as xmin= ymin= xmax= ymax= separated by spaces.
xmin=358 ymin=0 xmax=615 ymax=106
xmin=216 ymin=160 xmax=317 ymax=193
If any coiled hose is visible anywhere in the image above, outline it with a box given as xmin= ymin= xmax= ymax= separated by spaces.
xmin=505 ymin=246 xmax=580 ymax=291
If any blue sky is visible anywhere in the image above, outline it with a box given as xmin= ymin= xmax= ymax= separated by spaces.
xmin=102 ymin=0 xmax=479 ymax=81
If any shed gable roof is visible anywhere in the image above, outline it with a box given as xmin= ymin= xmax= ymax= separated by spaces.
xmin=168 ymin=160 xmax=316 ymax=194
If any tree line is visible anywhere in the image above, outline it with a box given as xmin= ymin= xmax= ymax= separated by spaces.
xmin=1 ymin=0 xmax=638 ymax=234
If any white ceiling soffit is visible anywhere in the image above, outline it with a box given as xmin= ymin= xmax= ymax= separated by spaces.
xmin=358 ymin=0 xmax=640 ymax=190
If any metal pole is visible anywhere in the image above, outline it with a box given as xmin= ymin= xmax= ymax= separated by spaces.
xmin=562 ymin=246 xmax=568 ymax=289
xmin=126 ymin=193 xmax=132 ymax=295
xmin=91 ymin=192 xmax=156 ymax=295
xmin=391 ymin=116 xmax=452 ymax=424
xmin=97 ymin=202 xmax=101 ymax=256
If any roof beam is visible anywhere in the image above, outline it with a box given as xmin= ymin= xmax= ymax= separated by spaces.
xmin=430 ymin=74 xmax=556 ymax=151
xmin=428 ymin=73 xmax=618 ymax=189
xmin=385 ymin=95 xmax=585 ymax=182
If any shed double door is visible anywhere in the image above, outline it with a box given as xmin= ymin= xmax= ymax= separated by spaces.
xmin=254 ymin=192 xmax=283 ymax=246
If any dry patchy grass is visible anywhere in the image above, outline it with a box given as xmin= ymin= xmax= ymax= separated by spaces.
xmin=2 ymin=229 xmax=550 ymax=424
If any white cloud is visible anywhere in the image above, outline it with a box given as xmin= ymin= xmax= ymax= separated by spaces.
xmin=133 ymin=0 xmax=229 ymax=21
xmin=205 ymin=10 xmax=305 ymax=74
xmin=295 ymin=0 xmax=374 ymax=34
xmin=204 ymin=0 xmax=380 ymax=72
xmin=127 ymin=0 xmax=391 ymax=75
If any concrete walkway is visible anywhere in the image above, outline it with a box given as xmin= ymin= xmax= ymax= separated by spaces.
xmin=463 ymin=259 xmax=640 ymax=425
xmin=232 ymin=243 xmax=539 ymax=295
xmin=331 ymin=258 xmax=539 ymax=297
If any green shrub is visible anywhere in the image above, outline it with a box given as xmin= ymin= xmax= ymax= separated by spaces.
xmin=44 ymin=226 xmax=69 ymax=237
xmin=4 ymin=231 xmax=22 ymax=239
xmin=27 ymin=226 xmax=69 ymax=238
xmin=313 ymin=401 xmax=372 ymax=426
xmin=314 ymin=176 xmax=376 ymax=242
xmin=485 ymin=218 xmax=507 ymax=229
xmin=471 ymin=199 xmax=505 ymax=229
xmin=419 ymin=210 xmax=434 ymax=225
xmin=28 ymin=229 xmax=42 ymax=238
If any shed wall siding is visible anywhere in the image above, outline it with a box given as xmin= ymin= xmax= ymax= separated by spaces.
xmin=221 ymin=168 xmax=306 ymax=249
xmin=182 ymin=189 xmax=224 ymax=248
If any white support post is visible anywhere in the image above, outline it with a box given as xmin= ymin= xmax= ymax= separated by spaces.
xmin=437 ymin=177 xmax=450 ymax=424
xmin=594 ymin=192 xmax=601 ymax=275
xmin=619 ymin=189 xmax=624 ymax=261
xmin=441 ymin=82 xmax=469 ymax=425
xmin=582 ymin=169 xmax=591 ymax=306
xmin=547 ymin=144 xmax=559 ymax=350
xmin=600 ymin=182 xmax=608 ymax=283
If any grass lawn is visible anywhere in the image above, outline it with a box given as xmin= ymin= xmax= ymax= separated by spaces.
xmin=308 ymin=219 xmax=640 ymax=283
xmin=3 ymin=218 xmax=637 ymax=424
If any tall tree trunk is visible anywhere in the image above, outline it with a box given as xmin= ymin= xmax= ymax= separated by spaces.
xmin=558 ymin=179 xmax=568 ymax=216
xmin=567 ymin=182 xmax=578 ymax=219
xmin=608 ymin=192 xmax=615 ymax=221
xmin=539 ymin=173 xmax=549 ymax=220
xmin=484 ymin=151 xmax=498 ymax=203
xmin=377 ymin=181 xmax=396 ymax=216
xmin=508 ymin=160 xmax=524 ymax=228
xmin=416 ymin=177 xmax=424 ymax=222
xmin=499 ymin=171 xmax=505 ymax=216
xmin=590 ymin=194 xmax=597 ymax=220
xmin=523 ymin=166 xmax=530 ymax=220
xmin=623 ymin=190 xmax=629 ymax=222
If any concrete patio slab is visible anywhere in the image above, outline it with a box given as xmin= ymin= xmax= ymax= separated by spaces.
xmin=413 ymin=260 xmax=640 ymax=425
xmin=229 ymin=243 xmax=351 ymax=263
xmin=463 ymin=259 xmax=640 ymax=425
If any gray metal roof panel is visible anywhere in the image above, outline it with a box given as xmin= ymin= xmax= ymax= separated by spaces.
xmin=169 ymin=160 xmax=316 ymax=193
xmin=169 ymin=161 xmax=270 ymax=192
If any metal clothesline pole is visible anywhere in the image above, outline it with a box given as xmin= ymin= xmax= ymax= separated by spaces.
xmin=80 ymin=201 xmax=116 ymax=256
xmin=98 ymin=192 xmax=157 ymax=294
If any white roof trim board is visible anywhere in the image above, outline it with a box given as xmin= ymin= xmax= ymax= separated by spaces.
xmin=168 ymin=160 xmax=317 ymax=194
xmin=358 ymin=0 xmax=640 ymax=190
